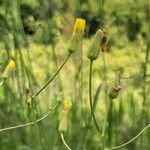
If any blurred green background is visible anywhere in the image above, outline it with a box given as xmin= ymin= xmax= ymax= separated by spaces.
xmin=0 ymin=0 xmax=150 ymax=150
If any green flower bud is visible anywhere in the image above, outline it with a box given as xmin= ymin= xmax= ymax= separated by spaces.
xmin=59 ymin=110 xmax=69 ymax=133
xmin=0 ymin=50 xmax=8 ymax=65
xmin=58 ymin=100 xmax=71 ymax=133
xmin=67 ymin=18 xmax=86 ymax=54
xmin=108 ymin=71 xmax=122 ymax=100
xmin=108 ymin=85 xmax=121 ymax=100
xmin=67 ymin=33 xmax=82 ymax=53
xmin=87 ymin=29 xmax=102 ymax=60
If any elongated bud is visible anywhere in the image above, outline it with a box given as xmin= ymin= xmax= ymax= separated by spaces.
xmin=59 ymin=99 xmax=71 ymax=133
xmin=2 ymin=60 xmax=16 ymax=79
xmin=0 ymin=50 xmax=8 ymax=65
xmin=87 ymin=29 xmax=102 ymax=60
xmin=108 ymin=85 xmax=121 ymax=100
xmin=67 ymin=18 xmax=86 ymax=53
xmin=108 ymin=71 xmax=122 ymax=100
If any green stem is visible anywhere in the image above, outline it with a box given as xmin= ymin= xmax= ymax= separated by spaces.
xmin=102 ymin=52 xmax=108 ymax=135
xmin=61 ymin=132 xmax=72 ymax=150
xmin=105 ymin=123 xmax=150 ymax=150
xmin=0 ymin=102 xmax=60 ymax=132
xmin=89 ymin=60 xmax=101 ymax=134
xmin=102 ymin=98 xmax=111 ymax=136
xmin=33 ymin=53 xmax=71 ymax=98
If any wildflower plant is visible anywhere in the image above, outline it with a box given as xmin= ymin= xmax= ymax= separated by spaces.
xmin=0 ymin=13 xmax=149 ymax=150
xmin=67 ymin=18 xmax=85 ymax=53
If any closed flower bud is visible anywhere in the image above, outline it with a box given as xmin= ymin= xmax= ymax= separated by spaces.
xmin=58 ymin=110 xmax=69 ymax=133
xmin=108 ymin=85 xmax=121 ymax=100
xmin=2 ymin=60 xmax=16 ymax=79
xmin=58 ymin=99 xmax=71 ymax=133
xmin=0 ymin=50 xmax=8 ymax=65
xmin=67 ymin=33 xmax=82 ymax=53
xmin=108 ymin=71 xmax=122 ymax=100
xmin=87 ymin=29 xmax=102 ymax=60
xmin=67 ymin=18 xmax=86 ymax=53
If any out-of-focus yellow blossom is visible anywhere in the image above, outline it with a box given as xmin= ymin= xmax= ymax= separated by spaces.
xmin=7 ymin=60 xmax=16 ymax=70
xmin=2 ymin=60 xmax=16 ymax=79
xmin=73 ymin=18 xmax=86 ymax=34
xmin=63 ymin=99 xmax=71 ymax=111
xmin=58 ymin=99 xmax=72 ymax=133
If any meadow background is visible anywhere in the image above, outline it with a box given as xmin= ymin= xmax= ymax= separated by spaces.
xmin=0 ymin=0 xmax=150 ymax=150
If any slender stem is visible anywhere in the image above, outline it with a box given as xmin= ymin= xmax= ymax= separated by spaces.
xmin=33 ymin=53 xmax=71 ymax=97
xmin=105 ymin=123 xmax=150 ymax=150
xmin=89 ymin=60 xmax=101 ymax=134
xmin=60 ymin=132 xmax=72 ymax=150
xmin=102 ymin=98 xmax=111 ymax=137
xmin=0 ymin=102 xmax=60 ymax=132
xmin=102 ymin=52 xmax=109 ymax=136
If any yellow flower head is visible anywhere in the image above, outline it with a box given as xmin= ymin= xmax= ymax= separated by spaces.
xmin=73 ymin=18 xmax=86 ymax=34
xmin=7 ymin=60 xmax=16 ymax=70
xmin=63 ymin=99 xmax=71 ymax=111
xmin=2 ymin=60 xmax=16 ymax=79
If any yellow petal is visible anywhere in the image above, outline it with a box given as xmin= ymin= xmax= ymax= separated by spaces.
xmin=73 ymin=18 xmax=86 ymax=34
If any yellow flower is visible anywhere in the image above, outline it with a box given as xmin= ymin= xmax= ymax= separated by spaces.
xmin=7 ymin=60 xmax=16 ymax=70
xmin=59 ymin=99 xmax=71 ymax=133
xmin=67 ymin=18 xmax=86 ymax=53
xmin=63 ymin=99 xmax=71 ymax=111
xmin=73 ymin=18 xmax=86 ymax=34
xmin=2 ymin=60 xmax=16 ymax=79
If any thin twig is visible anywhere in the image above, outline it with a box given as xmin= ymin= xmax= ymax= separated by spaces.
xmin=33 ymin=53 xmax=71 ymax=97
xmin=0 ymin=102 xmax=60 ymax=132
xmin=60 ymin=132 xmax=72 ymax=150
xmin=105 ymin=123 xmax=150 ymax=150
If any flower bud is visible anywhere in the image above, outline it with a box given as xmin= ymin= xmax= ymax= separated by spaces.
xmin=108 ymin=71 xmax=122 ymax=100
xmin=108 ymin=85 xmax=121 ymax=100
xmin=0 ymin=50 xmax=8 ymax=65
xmin=58 ymin=110 xmax=69 ymax=133
xmin=87 ymin=29 xmax=102 ymax=60
xmin=2 ymin=60 xmax=16 ymax=79
xmin=67 ymin=18 xmax=86 ymax=53
xmin=58 ymin=99 xmax=71 ymax=133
